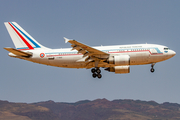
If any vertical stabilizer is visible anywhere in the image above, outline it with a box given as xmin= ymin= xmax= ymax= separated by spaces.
xmin=4 ymin=22 xmax=49 ymax=50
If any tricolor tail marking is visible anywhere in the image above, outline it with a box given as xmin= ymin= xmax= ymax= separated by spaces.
xmin=8 ymin=22 xmax=34 ymax=50
xmin=8 ymin=22 xmax=41 ymax=50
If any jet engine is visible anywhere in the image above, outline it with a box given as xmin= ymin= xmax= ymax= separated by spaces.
xmin=108 ymin=55 xmax=130 ymax=65
xmin=105 ymin=66 xmax=130 ymax=74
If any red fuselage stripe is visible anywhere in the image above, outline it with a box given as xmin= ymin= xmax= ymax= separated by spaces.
xmin=45 ymin=50 xmax=163 ymax=57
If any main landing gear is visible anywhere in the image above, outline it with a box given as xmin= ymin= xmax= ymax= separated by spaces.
xmin=91 ymin=68 xmax=102 ymax=79
xmin=150 ymin=63 xmax=155 ymax=73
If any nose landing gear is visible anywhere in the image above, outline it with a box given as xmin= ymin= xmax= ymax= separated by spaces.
xmin=91 ymin=68 xmax=102 ymax=79
xmin=150 ymin=63 xmax=155 ymax=73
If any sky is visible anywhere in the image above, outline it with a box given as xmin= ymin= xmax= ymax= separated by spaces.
xmin=0 ymin=0 xmax=180 ymax=104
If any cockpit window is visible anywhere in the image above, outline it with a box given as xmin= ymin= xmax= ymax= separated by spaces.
xmin=164 ymin=48 xmax=170 ymax=50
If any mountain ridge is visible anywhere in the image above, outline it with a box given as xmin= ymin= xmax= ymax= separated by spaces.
xmin=0 ymin=99 xmax=180 ymax=120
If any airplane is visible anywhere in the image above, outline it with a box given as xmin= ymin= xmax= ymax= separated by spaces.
xmin=4 ymin=22 xmax=176 ymax=79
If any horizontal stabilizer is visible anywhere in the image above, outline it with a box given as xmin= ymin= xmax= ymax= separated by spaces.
xmin=4 ymin=47 xmax=32 ymax=57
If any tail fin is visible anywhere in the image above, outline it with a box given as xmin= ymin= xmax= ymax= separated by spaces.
xmin=4 ymin=22 xmax=49 ymax=50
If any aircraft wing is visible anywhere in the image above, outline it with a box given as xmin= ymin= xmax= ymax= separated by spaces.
xmin=64 ymin=37 xmax=109 ymax=64
xmin=4 ymin=47 xmax=32 ymax=57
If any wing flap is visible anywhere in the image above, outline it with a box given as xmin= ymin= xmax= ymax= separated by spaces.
xmin=64 ymin=37 xmax=110 ymax=68
xmin=4 ymin=47 xmax=32 ymax=57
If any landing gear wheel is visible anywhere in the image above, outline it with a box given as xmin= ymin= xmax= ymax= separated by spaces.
xmin=92 ymin=73 xmax=97 ymax=78
xmin=97 ymin=74 xmax=102 ymax=79
xmin=150 ymin=68 xmax=155 ymax=73
xmin=91 ymin=68 xmax=96 ymax=73
xmin=96 ymin=69 xmax=101 ymax=74
xmin=91 ymin=68 xmax=102 ymax=79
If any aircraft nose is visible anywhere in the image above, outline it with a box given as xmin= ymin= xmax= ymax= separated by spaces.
xmin=170 ymin=50 xmax=176 ymax=57
xmin=172 ymin=50 xmax=176 ymax=56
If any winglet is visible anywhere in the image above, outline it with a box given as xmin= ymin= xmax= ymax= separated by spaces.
xmin=64 ymin=37 xmax=70 ymax=43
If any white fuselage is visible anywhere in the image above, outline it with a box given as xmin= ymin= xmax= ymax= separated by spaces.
xmin=4 ymin=22 xmax=176 ymax=78
xmin=12 ymin=44 xmax=175 ymax=69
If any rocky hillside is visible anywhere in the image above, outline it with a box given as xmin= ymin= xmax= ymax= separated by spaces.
xmin=0 ymin=99 xmax=180 ymax=120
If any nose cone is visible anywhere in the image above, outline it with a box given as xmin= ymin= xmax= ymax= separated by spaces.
xmin=171 ymin=50 xmax=176 ymax=57
xmin=168 ymin=50 xmax=176 ymax=58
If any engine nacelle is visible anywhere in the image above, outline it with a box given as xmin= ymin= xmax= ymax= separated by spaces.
xmin=108 ymin=55 xmax=130 ymax=65
xmin=105 ymin=66 xmax=130 ymax=74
